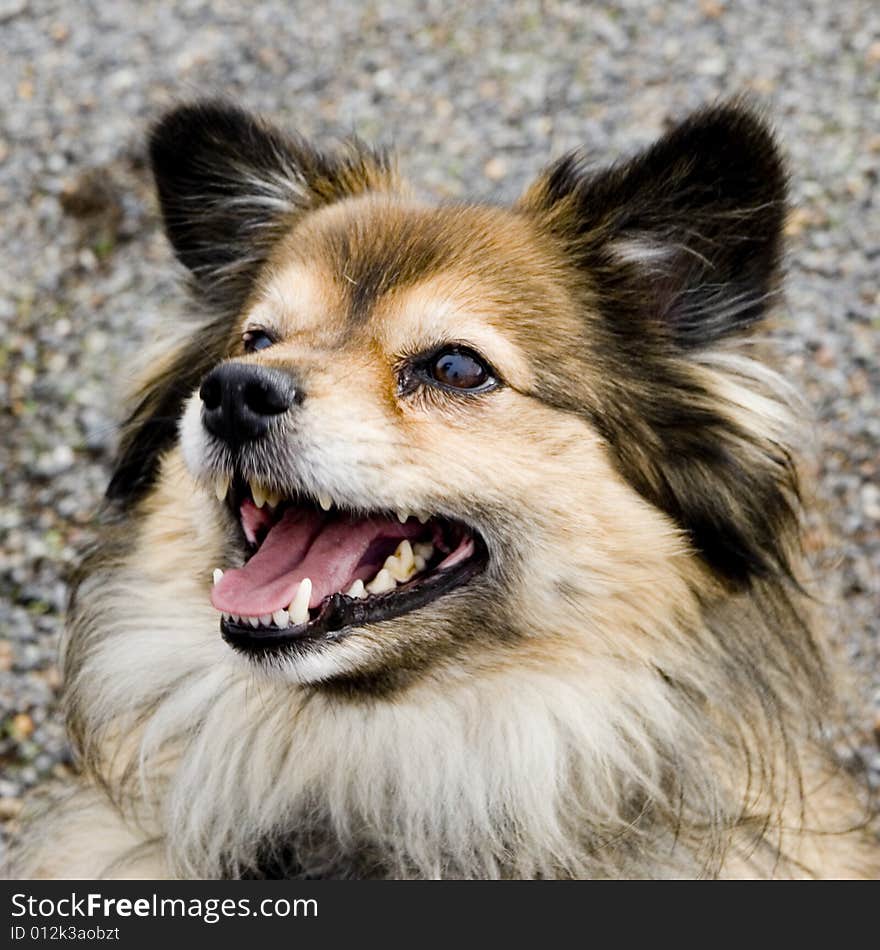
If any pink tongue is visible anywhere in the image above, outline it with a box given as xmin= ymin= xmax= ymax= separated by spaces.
xmin=211 ymin=504 xmax=422 ymax=617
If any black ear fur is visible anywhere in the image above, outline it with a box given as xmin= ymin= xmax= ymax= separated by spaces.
xmin=523 ymin=100 xmax=787 ymax=349
xmin=523 ymin=102 xmax=797 ymax=588
xmin=149 ymin=100 xmax=395 ymax=315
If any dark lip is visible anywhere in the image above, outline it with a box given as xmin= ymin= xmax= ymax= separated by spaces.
xmin=218 ymin=473 xmax=489 ymax=656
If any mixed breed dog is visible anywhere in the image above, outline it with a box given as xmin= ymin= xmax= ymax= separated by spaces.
xmin=6 ymin=98 xmax=879 ymax=878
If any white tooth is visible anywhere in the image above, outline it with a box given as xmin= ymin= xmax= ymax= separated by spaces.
xmin=212 ymin=568 xmax=224 ymax=586
xmin=414 ymin=555 xmax=426 ymax=572
xmin=259 ymin=614 xmax=273 ymax=627
xmin=366 ymin=568 xmax=396 ymax=594
xmin=247 ymin=615 xmax=259 ymax=628
xmin=265 ymin=489 xmax=282 ymax=508
xmin=251 ymin=482 xmax=267 ymax=509
xmin=214 ymin=473 xmax=230 ymax=501
xmin=346 ymin=579 xmax=366 ymax=599
xmin=417 ymin=512 xmax=430 ymax=524
xmin=288 ymin=578 xmax=312 ymax=625
xmin=318 ymin=493 xmax=332 ymax=512
xmin=222 ymin=612 xmax=230 ymax=621
xmin=414 ymin=542 xmax=434 ymax=562
xmin=396 ymin=510 xmax=410 ymax=524
xmin=272 ymin=609 xmax=290 ymax=627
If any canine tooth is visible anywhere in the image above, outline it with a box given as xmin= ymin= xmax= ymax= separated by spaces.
xmin=265 ymin=489 xmax=282 ymax=508
xmin=413 ymin=542 xmax=434 ymax=562
xmin=346 ymin=579 xmax=366 ymax=599
xmin=259 ymin=614 xmax=273 ymax=626
xmin=366 ymin=568 xmax=396 ymax=594
xmin=247 ymin=615 xmax=259 ymax=628
xmin=272 ymin=609 xmax=290 ymax=627
xmin=288 ymin=578 xmax=312 ymax=625
xmin=251 ymin=482 xmax=267 ymax=509
xmin=212 ymin=568 xmax=224 ymax=586
xmin=318 ymin=493 xmax=332 ymax=512
xmin=385 ymin=540 xmax=416 ymax=581
xmin=214 ymin=474 xmax=230 ymax=502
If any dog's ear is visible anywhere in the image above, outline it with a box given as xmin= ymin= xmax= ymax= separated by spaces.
xmin=519 ymin=101 xmax=786 ymax=349
xmin=149 ymin=100 xmax=396 ymax=315
xmin=522 ymin=103 xmax=797 ymax=589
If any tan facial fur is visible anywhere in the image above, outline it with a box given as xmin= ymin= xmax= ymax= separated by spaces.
xmin=178 ymin=194 xmax=698 ymax=689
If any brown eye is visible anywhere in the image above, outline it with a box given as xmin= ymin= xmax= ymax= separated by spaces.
xmin=428 ymin=347 xmax=495 ymax=392
xmin=242 ymin=329 xmax=275 ymax=353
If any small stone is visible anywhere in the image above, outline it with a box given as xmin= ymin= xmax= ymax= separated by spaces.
xmin=11 ymin=713 xmax=35 ymax=740
xmin=483 ymin=156 xmax=507 ymax=181
xmin=785 ymin=207 xmax=813 ymax=238
xmin=696 ymin=55 xmax=727 ymax=76
xmin=59 ymin=168 xmax=122 ymax=219
xmin=860 ymin=484 xmax=880 ymax=521
xmin=813 ymin=344 xmax=836 ymax=368
xmin=35 ymin=444 xmax=75 ymax=477
xmin=372 ymin=69 xmax=394 ymax=92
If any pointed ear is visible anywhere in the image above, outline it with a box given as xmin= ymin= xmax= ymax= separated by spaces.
xmin=521 ymin=104 xmax=798 ymax=589
xmin=149 ymin=100 xmax=396 ymax=314
xmin=519 ymin=101 xmax=787 ymax=348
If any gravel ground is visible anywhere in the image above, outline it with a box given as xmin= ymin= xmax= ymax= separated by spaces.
xmin=1 ymin=0 xmax=878 ymax=857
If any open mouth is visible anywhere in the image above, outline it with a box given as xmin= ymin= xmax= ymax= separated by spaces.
xmin=210 ymin=476 xmax=488 ymax=652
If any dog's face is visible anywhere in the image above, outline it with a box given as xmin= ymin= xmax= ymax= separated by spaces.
xmin=177 ymin=196 xmax=636 ymax=686
xmin=112 ymin=101 xmax=793 ymax=689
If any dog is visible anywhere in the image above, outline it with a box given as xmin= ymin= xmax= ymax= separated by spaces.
xmin=8 ymin=99 xmax=879 ymax=879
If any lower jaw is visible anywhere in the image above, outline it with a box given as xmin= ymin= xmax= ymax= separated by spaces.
xmin=220 ymin=541 xmax=489 ymax=655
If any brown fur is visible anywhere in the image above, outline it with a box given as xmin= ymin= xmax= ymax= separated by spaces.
xmin=6 ymin=100 xmax=878 ymax=879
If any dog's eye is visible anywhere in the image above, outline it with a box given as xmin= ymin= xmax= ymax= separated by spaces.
xmin=420 ymin=346 xmax=497 ymax=393
xmin=431 ymin=349 xmax=489 ymax=390
xmin=397 ymin=345 xmax=500 ymax=398
xmin=242 ymin=329 xmax=275 ymax=353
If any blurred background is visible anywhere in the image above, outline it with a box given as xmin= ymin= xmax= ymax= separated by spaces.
xmin=1 ymin=0 xmax=878 ymax=855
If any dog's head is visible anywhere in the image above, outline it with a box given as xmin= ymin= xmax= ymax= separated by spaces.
xmin=110 ymin=100 xmax=796 ymax=689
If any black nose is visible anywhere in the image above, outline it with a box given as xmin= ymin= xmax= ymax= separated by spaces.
xmin=199 ymin=363 xmax=298 ymax=444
